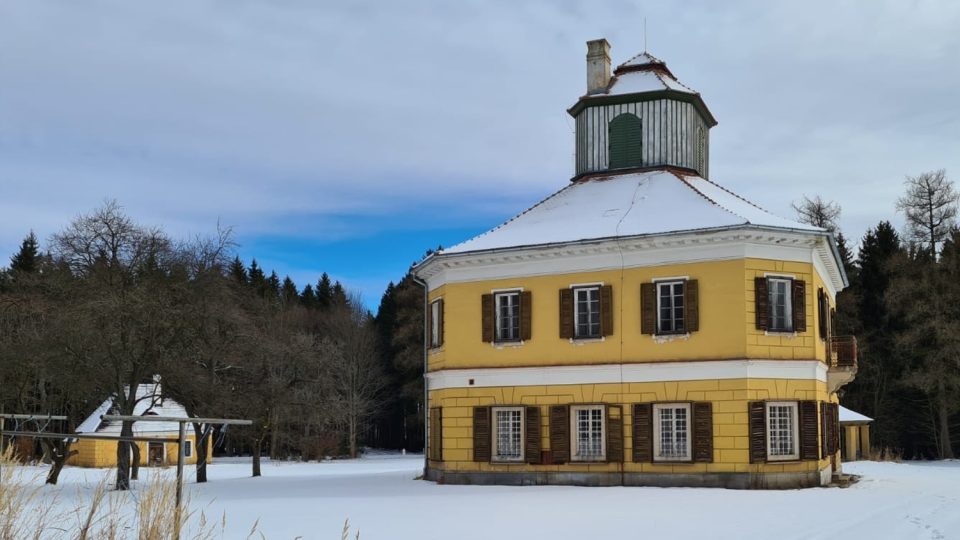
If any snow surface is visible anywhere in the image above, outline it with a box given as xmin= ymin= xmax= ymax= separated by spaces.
xmin=840 ymin=405 xmax=874 ymax=423
xmin=444 ymin=170 xmax=821 ymax=254
xmin=15 ymin=455 xmax=960 ymax=539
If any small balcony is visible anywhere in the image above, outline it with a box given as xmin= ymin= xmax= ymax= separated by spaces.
xmin=827 ymin=336 xmax=858 ymax=393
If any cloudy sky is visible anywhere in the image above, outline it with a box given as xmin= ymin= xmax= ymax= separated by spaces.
xmin=2 ymin=0 xmax=958 ymax=306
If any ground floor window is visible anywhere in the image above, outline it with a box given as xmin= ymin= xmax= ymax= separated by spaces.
xmin=183 ymin=439 xmax=193 ymax=458
xmin=767 ymin=401 xmax=799 ymax=461
xmin=492 ymin=407 xmax=524 ymax=462
xmin=653 ymin=403 xmax=690 ymax=461
xmin=570 ymin=405 xmax=605 ymax=461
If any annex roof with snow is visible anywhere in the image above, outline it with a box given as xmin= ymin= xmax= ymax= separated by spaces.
xmin=76 ymin=382 xmax=189 ymax=437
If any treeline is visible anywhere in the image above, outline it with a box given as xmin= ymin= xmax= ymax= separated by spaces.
xmin=798 ymin=170 xmax=960 ymax=459
xmin=0 ymin=201 xmax=425 ymax=489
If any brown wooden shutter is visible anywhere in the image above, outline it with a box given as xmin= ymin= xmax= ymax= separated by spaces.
xmin=632 ymin=403 xmax=653 ymax=462
xmin=606 ymin=405 xmax=624 ymax=463
xmin=830 ymin=403 xmax=840 ymax=455
xmin=799 ymin=400 xmax=819 ymax=460
xmin=600 ymin=285 xmax=614 ymax=337
xmin=525 ymin=406 xmax=541 ymax=464
xmin=692 ymin=401 xmax=713 ymax=463
xmin=429 ymin=407 xmax=443 ymax=461
xmin=481 ymin=294 xmax=494 ymax=343
xmin=436 ymin=298 xmax=445 ymax=346
xmin=792 ymin=280 xmax=806 ymax=332
xmin=820 ymin=401 xmax=829 ymax=458
xmin=685 ymin=279 xmax=700 ymax=333
xmin=520 ymin=291 xmax=533 ymax=342
xmin=472 ymin=406 xmax=491 ymax=462
xmin=748 ymin=401 xmax=767 ymax=463
xmin=549 ymin=405 xmax=569 ymax=464
xmin=640 ymin=283 xmax=657 ymax=335
xmin=559 ymin=289 xmax=574 ymax=339
xmin=817 ymin=288 xmax=828 ymax=340
xmin=754 ymin=277 xmax=769 ymax=331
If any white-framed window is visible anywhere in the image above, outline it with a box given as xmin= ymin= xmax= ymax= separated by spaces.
xmin=495 ymin=291 xmax=521 ymax=342
xmin=653 ymin=403 xmax=691 ymax=461
xmin=766 ymin=401 xmax=799 ymax=461
xmin=429 ymin=299 xmax=442 ymax=348
xmin=492 ymin=407 xmax=524 ymax=462
xmin=183 ymin=440 xmax=193 ymax=458
xmin=570 ymin=405 xmax=605 ymax=461
xmin=574 ymin=286 xmax=601 ymax=339
xmin=656 ymin=280 xmax=685 ymax=334
xmin=767 ymin=277 xmax=793 ymax=332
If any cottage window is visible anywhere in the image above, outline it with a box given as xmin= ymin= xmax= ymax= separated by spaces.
xmin=766 ymin=401 xmax=799 ymax=461
xmin=657 ymin=281 xmax=685 ymax=334
xmin=571 ymin=405 xmax=605 ymax=461
xmin=653 ymin=403 xmax=691 ymax=461
xmin=429 ymin=299 xmax=442 ymax=348
xmin=574 ymin=286 xmax=601 ymax=339
xmin=492 ymin=407 xmax=524 ymax=462
xmin=495 ymin=291 xmax=521 ymax=342
xmin=767 ymin=278 xmax=793 ymax=332
xmin=183 ymin=440 xmax=193 ymax=458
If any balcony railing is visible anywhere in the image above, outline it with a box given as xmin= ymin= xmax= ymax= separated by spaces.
xmin=829 ymin=336 xmax=858 ymax=368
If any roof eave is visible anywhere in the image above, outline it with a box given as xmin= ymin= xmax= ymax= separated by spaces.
xmin=566 ymin=89 xmax=718 ymax=127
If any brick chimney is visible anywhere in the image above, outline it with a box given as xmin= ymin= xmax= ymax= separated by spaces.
xmin=586 ymin=39 xmax=611 ymax=94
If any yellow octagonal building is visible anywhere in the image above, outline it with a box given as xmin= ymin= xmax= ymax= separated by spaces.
xmin=413 ymin=39 xmax=856 ymax=489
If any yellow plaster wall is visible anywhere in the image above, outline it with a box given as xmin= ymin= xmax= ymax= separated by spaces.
xmin=67 ymin=435 xmax=211 ymax=468
xmin=429 ymin=258 xmax=835 ymax=371
xmin=428 ymin=378 xmax=836 ymax=475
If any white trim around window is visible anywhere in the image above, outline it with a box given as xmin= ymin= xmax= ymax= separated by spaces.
xmin=573 ymin=286 xmax=601 ymax=339
xmin=653 ymin=403 xmax=692 ymax=462
xmin=655 ymin=280 xmax=686 ymax=335
xmin=491 ymin=406 xmax=524 ymax=462
xmin=766 ymin=401 xmax=800 ymax=461
xmin=570 ymin=405 xmax=606 ymax=461
xmin=766 ymin=277 xmax=794 ymax=332
xmin=494 ymin=290 xmax=521 ymax=343
xmin=429 ymin=299 xmax=442 ymax=348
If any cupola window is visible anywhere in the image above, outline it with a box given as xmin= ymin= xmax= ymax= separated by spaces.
xmin=608 ymin=113 xmax=643 ymax=169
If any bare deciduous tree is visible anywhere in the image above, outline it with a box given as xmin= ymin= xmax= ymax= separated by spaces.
xmin=792 ymin=195 xmax=842 ymax=232
xmin=896 ymin=169 xmax=958 ymax=257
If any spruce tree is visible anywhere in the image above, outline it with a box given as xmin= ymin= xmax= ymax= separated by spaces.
xmin=281 ymin=276 xmax=299 ymax=305
xmin=300 ymin=283 xmax=318 ymax=308
xmin=248 ymin=259 xmax=266 ymax=292
xmin=10 ymin=231 xmax=40 ymax=274
xmin=229 ymin=256 xmax=248 ymax=283
xmin=316 ymin=273 xmax=333 ymax=309
xmin=331 ymin=281 xmax=349 ymax=308
xmin=267 ymin=271 xmax=281 ymax=298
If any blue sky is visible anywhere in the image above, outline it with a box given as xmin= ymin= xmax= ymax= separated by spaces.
xmin=2 ymin=0 xmax=959 ymax=309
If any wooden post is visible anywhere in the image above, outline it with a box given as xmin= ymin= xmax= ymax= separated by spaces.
xmin=175 ymin=421 xmax=186 ymax=540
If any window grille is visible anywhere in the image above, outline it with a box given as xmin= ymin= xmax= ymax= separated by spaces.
xmin=767 ymin=402 xmax=798 ymax=460
xmin=574 ymin=287 xmax=601 ymax=338
xmin=657 ymin=281 xmax=685 ymax=334
xmin=572 ymin=406 xmax=605 ymax=460
xmin=654 ymin=404 xmax=690 ymax=460
xmin=495 ymin=292 xmax=521 ymax=342
xmin=493 ymin=408 xmax=523 ymax=461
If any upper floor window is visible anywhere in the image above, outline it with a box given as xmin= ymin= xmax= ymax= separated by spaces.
xmin=768 ymin=278 xmax=793 ymax=332
xmin=429 ymin=299 xmax=443 ymax=348
xmin=657 ymin=281 xmax=685 ymax=334
xmin=574 ymin=286 xmax=601 ymax=339
xmin=608 ymin=113 xmax=643 ymax=169
xmin=496 ymin=291 xmax=521 ymax=342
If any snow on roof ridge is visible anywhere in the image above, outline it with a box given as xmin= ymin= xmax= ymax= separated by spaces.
xmin=442 ymin=183 xmax=577 ymax=254
xmin=684 ymin=173 xmax=816 ymax=229
xmin=618 ymin=51 xmax=665 ymax=68
xmin=653 ymin=70 xmax=697 ymax=94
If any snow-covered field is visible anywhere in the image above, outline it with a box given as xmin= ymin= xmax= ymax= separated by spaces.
xmin=15 ymin=454 xmax=960 ymax=539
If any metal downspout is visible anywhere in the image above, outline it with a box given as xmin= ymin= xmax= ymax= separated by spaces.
xmin=411 ymin=274 xmax=429 ymax=478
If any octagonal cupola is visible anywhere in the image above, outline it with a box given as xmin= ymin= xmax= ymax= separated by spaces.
xmin=568 ymin=39 xmax=718 ymax=179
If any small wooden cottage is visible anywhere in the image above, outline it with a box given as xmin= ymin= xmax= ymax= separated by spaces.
xmin=68 ymin=383 xmax=210 ymax=468
xmin=839 ymin=405 xmax=873 ymax=461
xmin=414 ymin=39 xmax=858 ymax=489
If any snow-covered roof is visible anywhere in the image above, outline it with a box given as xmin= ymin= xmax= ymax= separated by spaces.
xmin=597 ymin=51 xmax=698 ymax=97
xmin=839 ymin=405 xmax=873 ymax=424
xmin=75 ymin=383 xmax=189 ymax=436
xmin=442 ymin=170 xmax=822 ymax=254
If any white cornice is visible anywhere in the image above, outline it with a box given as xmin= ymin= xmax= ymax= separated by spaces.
xmin=426 ymin=359 xmax=828 ymax=391
xmin=415 ymin=227 xmax=845 ymax=294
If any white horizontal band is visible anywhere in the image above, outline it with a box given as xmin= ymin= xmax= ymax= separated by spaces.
xmin=426 ymin=359 xmax=828 ymax=390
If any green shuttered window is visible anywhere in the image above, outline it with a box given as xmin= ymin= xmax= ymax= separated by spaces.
xmin=608 ymin=113 xmax=643 ymax=169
